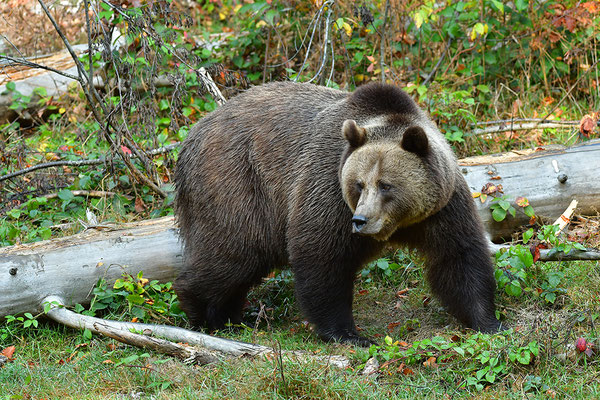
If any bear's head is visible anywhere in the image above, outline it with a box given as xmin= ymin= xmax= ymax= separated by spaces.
xmin=339 ymin=118 xmax=454 ymax=241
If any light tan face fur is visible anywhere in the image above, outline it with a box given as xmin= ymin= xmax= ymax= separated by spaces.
xmin=340 ymin=141 xmax=441 ymax=241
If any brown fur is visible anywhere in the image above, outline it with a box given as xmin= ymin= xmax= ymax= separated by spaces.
xmin=175 ymin=81 xmax=500 ymax=345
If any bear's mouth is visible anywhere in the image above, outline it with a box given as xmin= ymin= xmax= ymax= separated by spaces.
xmin=351 ymin=216 xmax=388 ymax=238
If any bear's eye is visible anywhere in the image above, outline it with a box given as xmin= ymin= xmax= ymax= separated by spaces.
xmin=379 ymin=182 xmax=392 ymax=192
xmin=355 ymin=182 xmax=364 ymax=193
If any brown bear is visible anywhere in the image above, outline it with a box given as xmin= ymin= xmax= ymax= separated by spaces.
xmin=175 ymin=81 xmax=501 ymax=346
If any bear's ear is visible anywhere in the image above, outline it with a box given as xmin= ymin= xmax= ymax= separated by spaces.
xmin=342 ymin=119 xmax=367 ymax=148
xmin=401 ymin=126 xmax=429 ymax=156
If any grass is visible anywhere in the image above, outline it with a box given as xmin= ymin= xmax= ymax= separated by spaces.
xmin=1 ymin=257 xmax=599 ymax=399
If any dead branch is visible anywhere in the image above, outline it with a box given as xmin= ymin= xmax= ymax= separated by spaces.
xmin=0 ymin=143 xmax=181 ymax=183
xmin=44 ymin=295 xmax=350 ymax=368
xmin=489 ymin=243 xmax=600 ymax=261
xmin=93 ymin=322 xmax=220 ymax=365
xmin=469 ymin=121 xmax=579 ymax=136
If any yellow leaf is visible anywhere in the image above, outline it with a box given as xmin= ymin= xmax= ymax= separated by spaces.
xmin=342 ymin=22 xmax=352 ymax=37
xmin=413 ymin=12 xmax=424 ymax=29
xmin=59 ymin=107 xmax=66 ymax=114
xmin=470 ymin=28 xmax=477 ymax=41
xmin=219 ymin=11 xmax=227 ymax=20
xmin=257 ymin=20 xmax=267 ymax=27
xmin=472 ymin=192 xmax=481 ymax=198
xmin=233 ymin=4 xmax=242 ymax=13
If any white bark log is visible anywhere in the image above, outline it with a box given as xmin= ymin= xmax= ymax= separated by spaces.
xmin=0 ymin=217 xmax=181 ymax=318
xmin=2 ymin=142 xmax=600 ymax=318
xmin=460 ymin=139 xmax=600 ymax=241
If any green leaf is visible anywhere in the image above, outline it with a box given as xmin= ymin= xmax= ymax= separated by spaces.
xmin=544 ymin=292 xmax=556 ymax=304
xmin=6 ymin=81 xmax=16 ymax=91
xmin=523 ymin=228 xmax=534 ymax=244
xmin=492 ymin=207 xmax=507 ymax=222
xmin=58 ymin=189 xmax=74 ymax=202
xmin=524 ymin=205 xmax=535 ymax=217
xmin=499 ymin=200 xmax=511 ymax=210
xmin=127 ymin=294 xmax=145 ymax=305
xmin=515 ymin=0 xmax=528 ymax=11
xmin=491 ymin=0 xmax=504 ymax=13
xmin=505 ymin=281 xmax=522 ymax=296
xmin=33 ymin=87 xmax=47 ymax=97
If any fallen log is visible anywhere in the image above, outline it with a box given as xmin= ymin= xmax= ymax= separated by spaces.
xmin=0 ymin=216 xmax=181 ymax=318
xmin=1 ymin=142 xmax=600 ymax=318
xmin=460 ymin=139 xmax=600 ymax=241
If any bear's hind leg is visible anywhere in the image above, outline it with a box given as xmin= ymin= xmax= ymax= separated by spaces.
xmin=175 ymin=254 xmax=270 ymax=331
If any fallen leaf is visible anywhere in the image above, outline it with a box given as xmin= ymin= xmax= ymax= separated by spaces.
xmin=481 ymin=183 xmax=503 ymax=195
xmin=402 ymin=366 xmax=414 ymax=375
xmin=532 ymin=246 xmax=541 ymax=263
xmin=542 ymin=96 xmax=555 ymax=106
xmin=396 ymin=288 xmax=409 ymax=297
xmin=1 ymin=346 xmax=15 ymax=360
xmin=387 ymin=322 xmax=402 ymax=332
xmin=516 ymin=196 xmax=530 ymax=207
xmin=576 ymin=337 xmax=587 ymax=352
xmin=582 ymin=1 xmax=600 ymax=13
xmin=357 ymin=289 xmax=369 ymax=296
xmin=579 ymin=114 xmax=597 ymax=137
xmin=135 ymin=197 xmax=146 ymax=213
xmin=423 ymin=356 xmax=437 ymax=368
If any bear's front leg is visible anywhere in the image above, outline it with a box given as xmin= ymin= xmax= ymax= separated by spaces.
xmin=403 ymin=180 xmax=502 ymax=333
xmin=290 ymin=258 xmax=375 ymax=347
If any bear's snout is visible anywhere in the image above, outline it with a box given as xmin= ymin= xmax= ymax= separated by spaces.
xmin=351 ymin=214 xmax=368 ymax=233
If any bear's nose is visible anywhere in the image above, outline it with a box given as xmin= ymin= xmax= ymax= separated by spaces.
xmin=352 ymin=215 xmax=368 ymax=232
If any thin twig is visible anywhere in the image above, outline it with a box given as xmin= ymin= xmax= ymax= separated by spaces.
xmin=0 ymin=143 xmax=181 ymax=183
xmin=294 ymin=2 xmax=327 ymax=81
xmin=99 ymin=0 xmax=225 ymax=105
xmin=467 ymin=121 xmax=582 ymax=136
xmin=423 ymin=37 xmax=452 ymax=86
xmin=36 ymin=0 xmax=167 ymax=198
xmin=310 ymin=1 xmax=334 ymax=85
xmin=472 ymin=118 xmax=582 ymax=126
xmin=0 ymin=54 xmax=81 ymax=81
xmin=379 ymin=0 xmax=390 ymax=82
